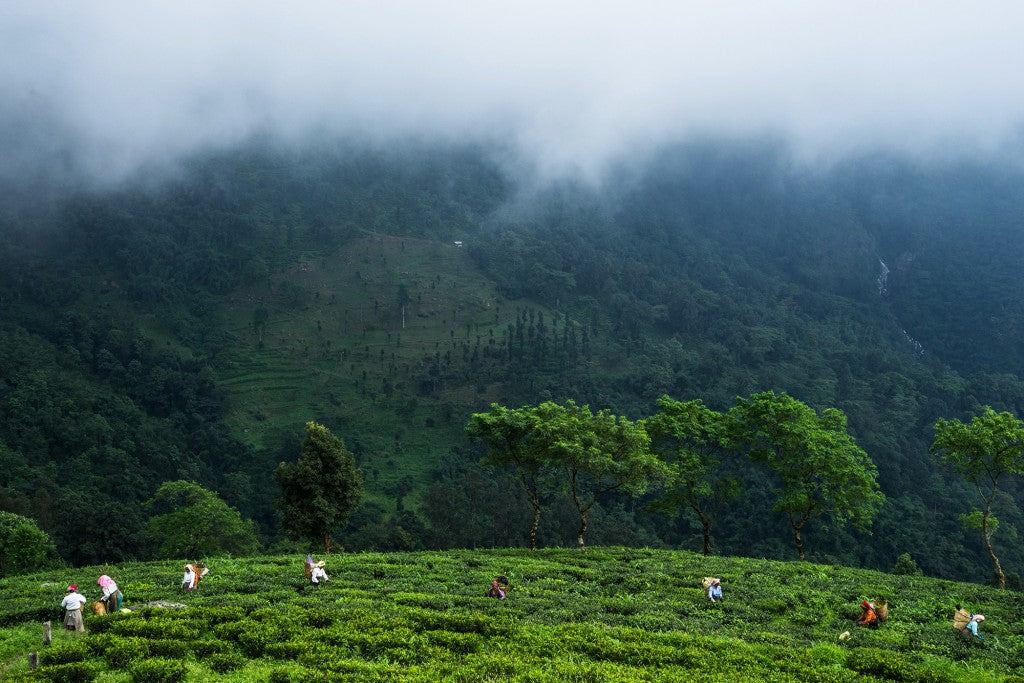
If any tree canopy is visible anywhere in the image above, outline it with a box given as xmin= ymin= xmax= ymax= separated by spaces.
xmin=932 ymin=406 xmax=1024 ymax=589
xmin=0 ymin=511 xmax=57 ymax=577
xmin=467 ymin=403 xmax=554 ymax=550
xmin=732 ymin=391 xmax=884 ymax=561
xmin=144 ymin=480 xmax=260 ymax=559
xmin=644 ymin=396 xmax=739 ymax=555
xmin=275 ymin=421 xmax=364 ymax=554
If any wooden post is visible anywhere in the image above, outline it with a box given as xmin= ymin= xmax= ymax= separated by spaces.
xmin=43 ymin=621 xmax=51 ymax=646
xmin=28 ymin=652 xmax=38 ymax=669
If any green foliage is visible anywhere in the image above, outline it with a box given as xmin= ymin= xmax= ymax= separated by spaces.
xmin=467 ymin=403 xmax=556 ymax=549
xmin=732 ymin=391 xmax=885 ymax=560
xmin=143 ymin=480 xmax=260 ymax=558
xmin=101 ymin=636 xmax=151 ymax=668
xmin=128 ymin=657 xmax=187 ymax=683
xmin=0 ymin=511 xmax=57 ymax=577
xmin=1 ymin=548 xmax=1023 ymax=681
xmin=892 ymin=552 xmax=924 ymax=576
xmin=38 ymin=641 xmax=89 ymax=666
xmin=471 ymin=400 xmax=668 ymax=551
xmin=275 ymin=421 xmax=364 ymax=553
xmin=204 ymin=650 xmax=247 ymax=673
xmin=21 ymin=661 xmax=98 ymax=683
xmin=644 ymin=396 xmax=739 ymax=554
xmin=932 ymin=406 xmax=1024 ymax=589
xmin=5 ymin=142 xmax=1024 ymax=581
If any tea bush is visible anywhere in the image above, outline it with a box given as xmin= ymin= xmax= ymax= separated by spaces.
xmin=2 ymin=547 xmax=1023 ymax=681
xmin=128 ymin=656 xmax=187 ymax=683
xmin=205 ymin=650 xmax=247 ymax=673
xmin=8 ymin=661 xmax=98 ymax=683
xmin=38 ymin=641 xmax=89 ymax=666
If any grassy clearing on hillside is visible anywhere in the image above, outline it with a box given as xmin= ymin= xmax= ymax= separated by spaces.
xmin=2 ymin=548 xmax=1022 ymax=682
xmin=217 ymin=234 xmax=556 ymax=495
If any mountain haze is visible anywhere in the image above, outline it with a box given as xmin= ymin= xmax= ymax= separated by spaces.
xmin=0 ymin=139 xmax=1023 ymax=584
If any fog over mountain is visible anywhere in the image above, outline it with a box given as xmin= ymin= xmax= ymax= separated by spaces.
xmin=3 ymin=1 xmax=1024 ymax=188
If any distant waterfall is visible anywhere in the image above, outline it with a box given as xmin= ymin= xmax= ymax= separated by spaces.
xmin=902 ymin=329 xmax=924 ymax=356
xmin=877 ymin=257 xmax=923 ymax=355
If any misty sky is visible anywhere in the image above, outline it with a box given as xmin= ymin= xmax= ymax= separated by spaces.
xmin=3 ymin=1 xmax=1024 ymax=184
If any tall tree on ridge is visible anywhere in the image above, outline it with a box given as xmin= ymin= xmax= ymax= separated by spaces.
xmin=275 ymin=421 xmax=364 ymax=554
xmin=644 ymin=396 xmax=739 ymax=556
xmin=931 ymin=406 xmax=1024 ymax=589
xmin=733 ymin=391 xmax=884 ymax=562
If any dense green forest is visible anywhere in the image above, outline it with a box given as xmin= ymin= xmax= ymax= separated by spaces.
xmin=1 ymin=139 xmax=1023 ymax=584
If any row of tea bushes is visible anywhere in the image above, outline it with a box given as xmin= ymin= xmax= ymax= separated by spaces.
xmin=1 ymin=547 xmax=1022 ymax=681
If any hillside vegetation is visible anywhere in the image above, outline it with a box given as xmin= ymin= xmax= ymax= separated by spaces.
xmin=1 ymin=548 xmax=1022 ymax=682
xmin=2 ymin=140 xmax=1024 ymax=580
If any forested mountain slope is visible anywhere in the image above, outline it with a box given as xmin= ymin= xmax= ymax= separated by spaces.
xmin=1 ymin=139 xmax=1023 ymax=583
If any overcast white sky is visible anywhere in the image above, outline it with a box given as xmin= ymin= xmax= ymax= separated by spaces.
xmin=3 ymin=1 xmax=1023 ymax=184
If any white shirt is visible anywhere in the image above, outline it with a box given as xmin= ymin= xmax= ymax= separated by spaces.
xmin=101 ymin=581 xmax=119 ymax=600
xmin=61 ymin=593 xmax=86 ymax=611
xmin=311 ymin=566 xmax=329 ymax=583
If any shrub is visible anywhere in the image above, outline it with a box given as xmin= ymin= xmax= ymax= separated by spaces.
xmin=846 ymin=647 xmax=949 ymax=682
xmin=200 ymin=606 xmax=247 ymax=624
xmin=213 ymin=621 xmax=247 ymax=641
xmin=25 ymin=662 xmax=98 ymax=683
xmin=102 ymin=637 xmax=151 ymax=668
xmin=206 ymin=651 xmax=247 ymax=673
xmin=892 ymin=553 xmax=924 ymax=577
xmin=237 ymin=621 xmax=290 ymax=657
xmin=39 ymin=641 xmax=89 ymax=665
xmin=426 ymin=629 xmax=482 ymax=654
xmin=147 ymin=638 xmax=188 ymax=659
xmin=304 ymin=608 xmax=336 ymax=628
xmin=191 ymin=639 xmax=232 ymax=658
xmin=128 ymin=657 xmax=188 ymax=683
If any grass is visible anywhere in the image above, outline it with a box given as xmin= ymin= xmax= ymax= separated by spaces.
xmin=2 ymin=547 xmax=1022 ymax=681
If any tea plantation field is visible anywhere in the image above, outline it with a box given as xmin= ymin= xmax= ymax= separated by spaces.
xmin=1 ymin=547 xmax=1022 ymax=682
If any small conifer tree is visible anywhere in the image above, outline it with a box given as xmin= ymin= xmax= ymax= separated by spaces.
xmin=275 ymin=421 xmax=364 ymax=553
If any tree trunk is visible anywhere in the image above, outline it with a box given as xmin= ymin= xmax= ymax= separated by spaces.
xmin=577 ymin=510 xmax=588 ymax=553
xmin=793 ymin=523 xmax=805 ymax=562
xmin=571 ymin=467 xmax=587 ymax=553
xmin=699 ymin=511 xmax=713 ymax=556
xmin=529 ymin=495 xmax=541 ymax=551
xmin=324 ymin=533 xmax=332 ymax=555
xmin=982 ymin=504 xmax=1006 ymax=589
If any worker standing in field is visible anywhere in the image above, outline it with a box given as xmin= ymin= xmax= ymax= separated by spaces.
xmin=61 ymin=584 xmax=87 ymax=631
xmin=857 ymin=601 xmax=878 ymax=628
xmin=182 ymin=562 xmax=209 ymax=591
xmin=310 ymin=560 xmax=330 ymax=586
xmin=97 ymin=574 xmax=122 ymax=613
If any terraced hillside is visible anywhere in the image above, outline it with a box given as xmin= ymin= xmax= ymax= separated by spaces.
xmin=216 ymin=233 xmax=581 ymax=496
xmin=2 ymin=548 xmax=1022 ymax=681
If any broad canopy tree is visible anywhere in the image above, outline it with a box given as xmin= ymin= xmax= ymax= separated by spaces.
xmin=643 ymin=396 xmax=738 ymax=556
xmin=471 ymin=400 xmax=667 ymax=552
xmin=467 ymin=403 xmax=553 ymax=550
xmin=0 ymin=511 xmax=57 ymax=577
xmin=537 ymin=401 xmax=667 ymax=552
xmin=732 ymin=391 xmax=884 ymax=561
xmin=931 ymin=406 xmax=1024 ymax=589
xmin=144 ymin=480 xmax=260 ymax=559
xmin=275 ymin=421 xmax=364 ymax=554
